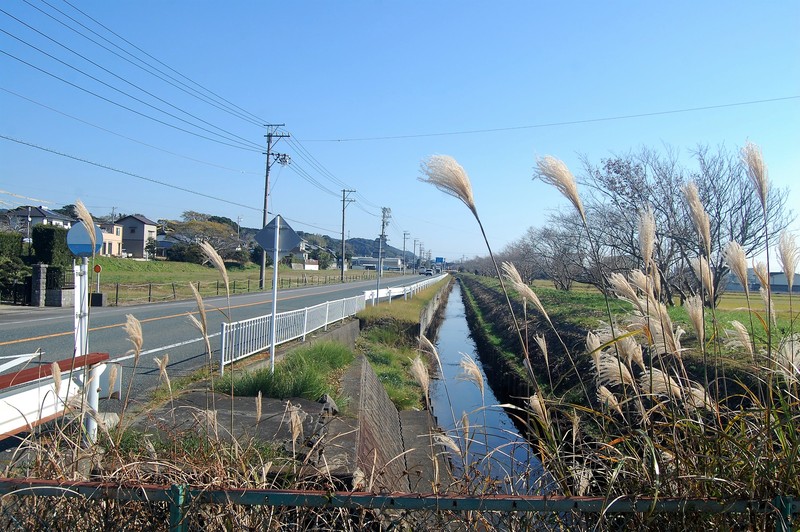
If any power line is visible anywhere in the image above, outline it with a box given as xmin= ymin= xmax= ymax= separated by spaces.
xmin=0 ymin=30 xmax=261 ymax=151
xmin=22 ymin=0 xmax=265 ymax=127
xmin=0 ymin=49 xmax=262 ymax=152
xmin=1 ymin=8 xmax=262 ymax=149
xmin=286 ymin=134 xmax=383 ymax=210
xmin=0 ymin=87 xmax=260 ymax=175
xmin=1 ymin=134 xmax=262 ymax=212
xmin=59 ymin=0 xmax=268 ymax=126
xmin=302 ymin=95 xmax=800 ymax=142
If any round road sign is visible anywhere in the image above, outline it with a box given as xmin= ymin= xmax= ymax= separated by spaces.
xmin=67 ymin=223 xmax=103 ymax=257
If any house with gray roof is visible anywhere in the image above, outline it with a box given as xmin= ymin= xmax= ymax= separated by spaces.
xmin=117 ymin=214 xmax=157 ymax=258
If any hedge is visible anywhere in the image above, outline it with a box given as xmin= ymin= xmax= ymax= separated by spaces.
xmin=32 ymin=225 xmax=71 ymax=268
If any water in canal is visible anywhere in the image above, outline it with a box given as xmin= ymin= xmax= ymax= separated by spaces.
xmin=429 ymin=282 xmax=545 ymax=494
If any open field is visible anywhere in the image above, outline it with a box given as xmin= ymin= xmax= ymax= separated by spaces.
xmin=85 ymin=256 xmax=391 ymax=305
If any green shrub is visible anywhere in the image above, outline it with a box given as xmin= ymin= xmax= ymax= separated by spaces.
xmin=31 ymin=225 xmax=71 ymax=268
xmin=0 ymin=231 xmax=22 ymax=258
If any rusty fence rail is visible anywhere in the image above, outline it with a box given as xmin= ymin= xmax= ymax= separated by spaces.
xmin=0 ymin=479 xmax=796 ymax=531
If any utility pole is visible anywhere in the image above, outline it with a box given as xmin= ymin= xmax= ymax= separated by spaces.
xmin=260 ymin=124 xmax=290 ymax=290
xmin=413 ymin=239 xmax=419 ymax=272
xmin=375 ymin=207 xmax=391 ymax=304
xmin=402 ymin=231 xmax=409 ymax=275
xmin=419 ymin=242 xmax=425 ymax=269
xmin=340 ymin=189 xmax=355 ymax=282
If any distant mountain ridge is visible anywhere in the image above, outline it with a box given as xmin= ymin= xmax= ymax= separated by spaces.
xmin=296 ymin=232 xmax=411 ymax=260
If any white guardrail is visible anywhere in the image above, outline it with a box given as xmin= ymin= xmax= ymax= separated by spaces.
xmin=219 ymin=274 xmax=448 ymax=373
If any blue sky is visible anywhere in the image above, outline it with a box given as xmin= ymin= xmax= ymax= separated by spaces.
xmin=2 ymin=1 xmax=798 ymax=262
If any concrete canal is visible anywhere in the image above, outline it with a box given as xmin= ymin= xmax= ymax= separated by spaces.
xmin=429 ymin=281 xmax=545 ymax=494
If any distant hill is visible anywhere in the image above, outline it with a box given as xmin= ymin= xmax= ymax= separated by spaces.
xmin=225 ymin=223 xmax=414 ymax=262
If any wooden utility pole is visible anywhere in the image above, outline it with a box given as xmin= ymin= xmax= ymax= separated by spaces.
xmin=340 ymin=189 xmax=355 ymax=282
xmin=260 ymin=124 xmax=290 ymax=290
xmin=402 ymin=231 xmax=409 ymax=275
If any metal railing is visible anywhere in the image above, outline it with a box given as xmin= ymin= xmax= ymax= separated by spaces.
xmin=219 ymin=275 xmax=447 ymax=374
xmin=0 ymin=479 xmax=795 ymax=531
xmin=364 ymin=273 xmax=447 ymax=304
xmin=219 ymin=294 xmax=366 ymax=374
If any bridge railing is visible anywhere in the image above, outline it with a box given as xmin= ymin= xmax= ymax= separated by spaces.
xmin=219 ymin=294 xmax=366 ymax=375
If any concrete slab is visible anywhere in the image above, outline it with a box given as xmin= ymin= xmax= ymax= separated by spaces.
xmin=400 ymin=410 xmax=453 ymax=492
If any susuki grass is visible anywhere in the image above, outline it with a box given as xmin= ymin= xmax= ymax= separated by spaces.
xmin=3 ymin=139 xmax=797 ymax=530
xmin=418 ymin=145 xmax=799 ymax=529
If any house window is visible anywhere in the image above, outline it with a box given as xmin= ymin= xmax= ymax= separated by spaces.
xmin=129 ymin=227 xmax=136 ymax=234
xmin=116 ymin=228 xmax=121 ymax=236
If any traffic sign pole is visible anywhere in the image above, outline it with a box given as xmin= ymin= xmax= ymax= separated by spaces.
xmin=67 ymin=224 xmax=103 ymax=443
xmin=270 ymin=216 xmax=280 ymax=374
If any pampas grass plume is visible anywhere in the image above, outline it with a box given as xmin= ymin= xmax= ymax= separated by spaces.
xmin=741 ymin=141 xmax=768 ymax=211
xmin=725 ymin=241 xmax=750 ymax=297
xmin=586 ymin=331 xmax=602 ymax=368
xmin=200 ymin=241 xmax=229 ymax=297
xmin=410 ymin=355 xmax=430 ymax=406
xmin=597 ymin=385 xmax=623 ymax=416
xmin=778 ymin=231 xmax=798 ymax=293
xmin=51 ymin=361 xmax=62 ymax=398
xmin=74 ymin=199 xmax=96 ymax=252
xmin=528 ymin=391 xmax=549 ymax=426
xmin=596 ymin=353 xmax=636 ymax=388
xmin=434 ymin=433 xmax=462 ymax=455
xmin=533 ymin=334 xmax=549 ymax=370
xmin=640 ymin=367 xmax=682 ymax=399
xmin=754 ymin=261 xmax=769 ymax=291
xmin=189 ymin=282 xmax=208 ymax=333
xmin=684 ymin=294 xmax=706 ymax=345
xmin=726 ymin=320 xmax=754 ymax=361
xmin=690 ymin=256 xmax=715 ymax=303
xmin=502 ymin=261 xmax=551 ymax=322
xmin=123 ymin=314 xmax=143 ymax=358
xmin=534 ymin=155 xmax=585 ymax=223
xmin=457 ymin=353 xmax=484 ymax=398
xmin=683 ymin=182 xmax=711 ymax=255
xmin=638 ymin=206 xmax=656 ymax=267
xmin=419 ymin=155 xmax=477 ymax=217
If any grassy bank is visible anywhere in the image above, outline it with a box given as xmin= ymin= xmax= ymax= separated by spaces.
xmin=356 ymin=278 xmax=451 ymax=410
xmin=219 ymin=341 xmax=355 ymax=405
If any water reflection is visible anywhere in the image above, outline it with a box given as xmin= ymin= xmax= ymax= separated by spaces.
xmin=429 ymin=282 xmax=544 ymax=494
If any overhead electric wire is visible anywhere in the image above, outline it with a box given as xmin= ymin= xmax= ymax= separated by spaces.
xmin=1 ymin=134 xmax=262 ymax=212
xmin=1 ymin=8 xmax=263 ymax=150
xmin=286 ymin=162 xmax=339 ymax=198
xmin=20 ymin=0 xmax=265 ymax=127
xmin=59 ymin=0 xmax=268 ymax=126
xmin=0 ymin=87 xmax=260 ymax=175
xmin=0 ymin=27 xmax=262 ymax=151
xmin=285 ymin=134 xmax=382 ymax=210
xmin=302 ymin=95 xmax=800 ymax=142
xmin=0 ymin=49 xmax=261 ymax=153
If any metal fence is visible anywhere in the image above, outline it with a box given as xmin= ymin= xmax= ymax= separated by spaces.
xmin=44 ymin=267 xmax=73 ymax=290
xmin=219 ymin=294 xmax=366 ymax=374
xmin=0 ymin=479 xmax=795 ymax=531
xmin=363 ymin=273 xmax=448 ymax=304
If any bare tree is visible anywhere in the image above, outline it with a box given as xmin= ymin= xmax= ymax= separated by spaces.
xmin=516 ymin=144 xmax=796 ymax=305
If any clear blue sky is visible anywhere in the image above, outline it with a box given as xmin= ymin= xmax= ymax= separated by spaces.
xmin=2 ymin=1 xmax=798 ymax=262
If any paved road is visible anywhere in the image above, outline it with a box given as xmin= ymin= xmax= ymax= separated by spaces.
xmin=0 ymin=273 xmax=440 ymax=412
